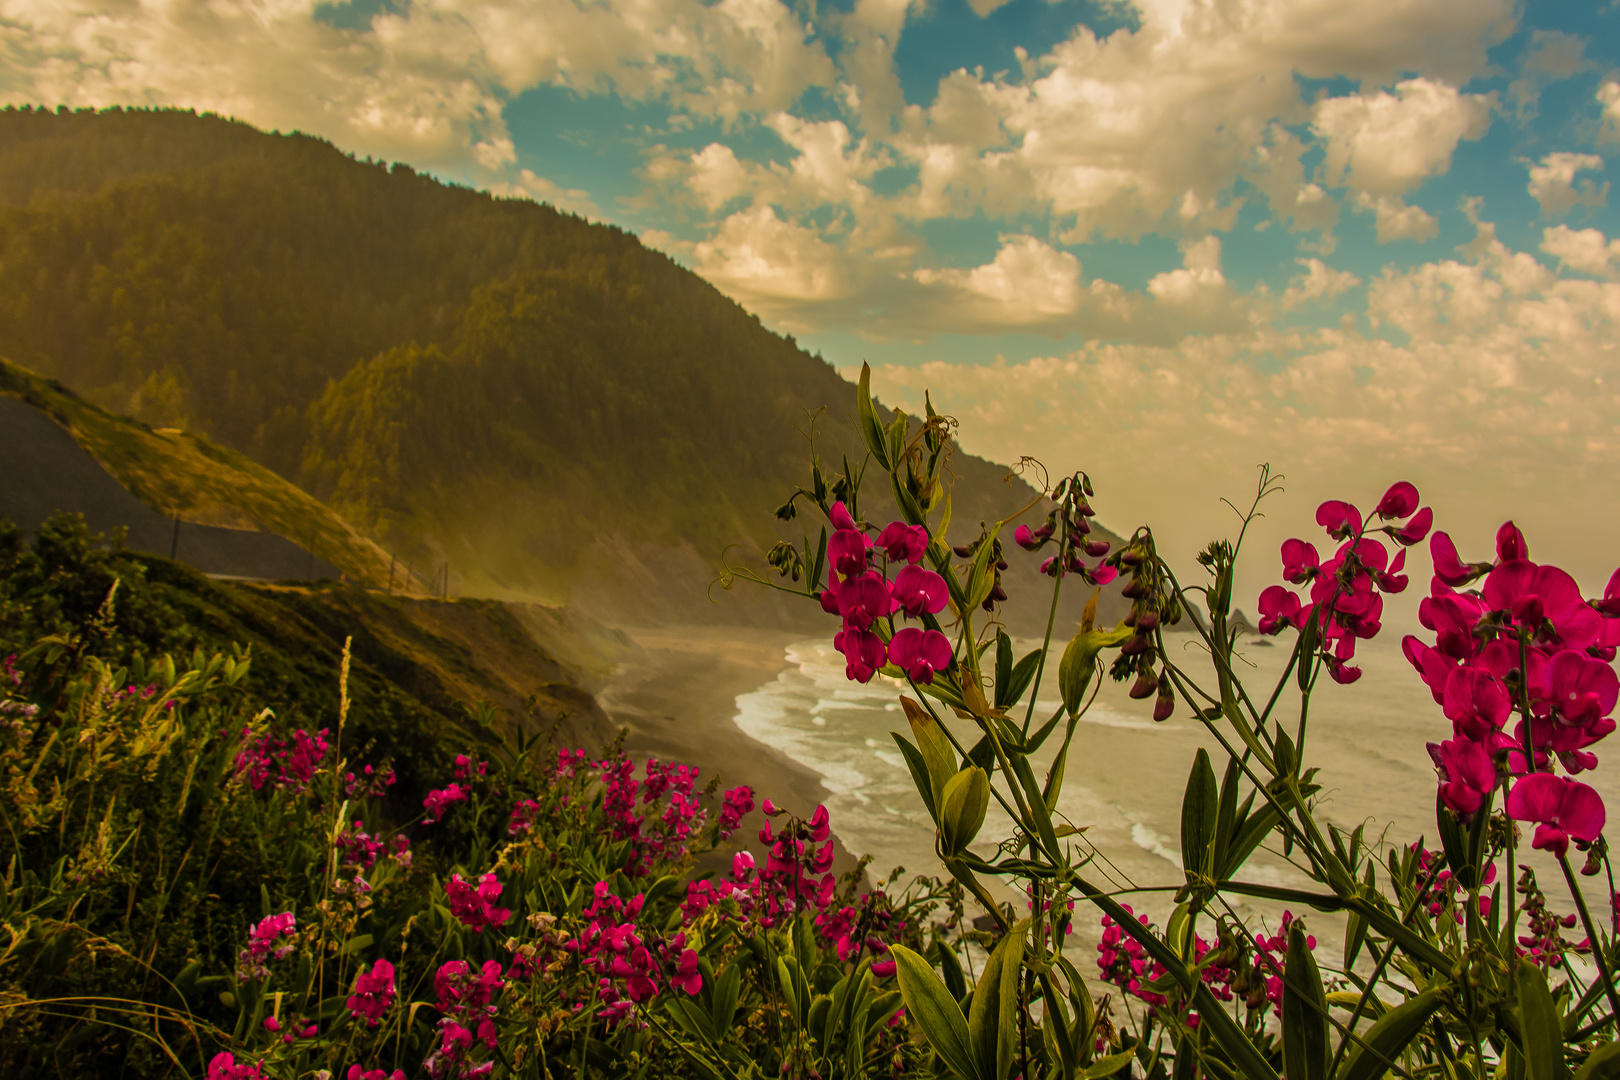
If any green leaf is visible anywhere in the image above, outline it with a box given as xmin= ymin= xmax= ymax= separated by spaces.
xmin=1180 ymin=748 xmax=1217 ymax=882
xmin=892 ymin=733 xmax=940 ymax=822
xmin=969 ymin=925 xmax=1026 ymax=1080
xmin=999 ymin=646 xmax=1044 ymax=711
xmin=1573 ymin=1040 xmax=1620 ymax=1080
xmin=994 ymin=632 xmax=1013 ymax=708
xmin=1221 ymin=802 xmax=1284 ymax=880
xmin=1059 ymin=623 xmax=1132 ymax=715
xmin=1281 ymin=921 xmax=1329 ymax=1080
xmin=1516 ymin=960 xmax=1566 ymax=1080
xmin=939 ymin=766 xmax=991 ymax=856
xmin=936 ymin=939 xmax=967 ymax=1002
xmin=857 ymin=363 xmax=891 ymax=470
xmin=902 ymin=697 xmax=958 ymax=807
xmin=1344 ymin=862 xmax=1374 ymax=971
xmin=891 ymin=944 xmax=979 ymax=1080
xmin=1081 ymin=1048 xmax=1137 ymax=1079
xmin=1194 ymin=983 xmax=1281 ymax=1080
xmin=711 ymin=963 xmax=742 ymax=1037
xmin=1337 ymin=988 xmax=1447 ymax=1080
xmin=1210 ymin=758 xmax=1240 ymax=886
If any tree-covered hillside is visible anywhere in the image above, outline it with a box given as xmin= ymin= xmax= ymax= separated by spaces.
xmin=0 ymin=106 xmax=1110 ymax=625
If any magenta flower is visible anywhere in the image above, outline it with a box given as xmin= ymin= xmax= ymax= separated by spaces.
xmin=1256 ymin=586 xmax=1303 ymax=636
xmin=1428 ymin=739 xmax=1497 ymax=819
xmin=836 ymin=571 xmax=893 ymax=629
xmin=207 ymin=1053 xmax=266 ymax=1080
xmin=1505 ymin=774 xmax=1605 ymax=859
xmin=1373 ymin=548 xmax=1409 ymax=594
xmin=834 ymin=627 xmax=886 ymax=683
xmin=1403 ymin=635 xmax=1458 ymax=704
xmin=1483 ymin=561 xmax=1601 ymax=648
xmin=808 ymin=804 xmax=831 ymax=842
xmin=1546 ymin=651 xmax=1618 ymax=732
xmin=346 ymin=959 xmax=396 ymax=1026
xmin=1430 ymin=532 xmax=1487 ymax=588
xmin=827 ymin=528 xmax=871 ymax=578
xmin=829 ymin=501 xmax=858 ymax=531
xmin=1496 ymin=521 xmax=1529 ymax=562
xmin=1280 ymin=539 xmax=1320 ymax=583
xmin=1315 ymin=500 xmax=1361 ymax=540
xmin=877 ymin=522 xmax=929 ymax=564
xmin=446 ymin=872 xmax=512 ymax=933
xmin=1394 ymin=507 xmax=1433 ymax=545
xmin=1595 ymin=567 xmax=1620 ymax=617
xmin=434 ymin=959 xmax=506 ymax=1013
xmin=888 ymin=628 xmax=952 ymax=684
xmin=719 ymin=785 xmax=754 ymax=839
xmin=891 ymin=565 xmax=948 ymax=618
xmin=1442 ymin=666 xmax=1511 ymax=742
xmin=673 ymin=949 xmax=703 ymax=995
xmin=423 ymin=783 xmax=468 ymax=824
xmin=1376 ymin=481 xmax=1419 ymax=520
xmin=347 ymin=1067 xmax=406 ymax=1080
xmin=1014 ymin=522 xmax=1053 ymax=550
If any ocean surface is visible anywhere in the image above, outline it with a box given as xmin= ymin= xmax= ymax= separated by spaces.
xmin=732 ymin=629 xmax=1620 ymax=976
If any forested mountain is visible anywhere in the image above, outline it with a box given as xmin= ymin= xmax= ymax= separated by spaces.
xmin=0 ymin=106 xmax=1112 ymax=626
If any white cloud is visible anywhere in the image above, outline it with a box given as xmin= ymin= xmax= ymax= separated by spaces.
xmin=863 ymin=217 xmax=1620 ymax=603
xmin=1314 ymin=78 xmax=1494 ymax=197
xmin=690 ymin=204 xmax=864 ymax=328
xmin=1541 ymin=225 xmax=1620 ymax=278
xmin=1600 ymin=81 xmax=1620 ymax=144
xmin=1281 ymin=258 xmax=1361 ymax=310
xmin=1353 ymin=193 xmax=1441 ymax=243
xmin=1526 ymin=153 xmax=1607 ymax=217
xmin=914 ymin=235 xmax=1084 ymax=323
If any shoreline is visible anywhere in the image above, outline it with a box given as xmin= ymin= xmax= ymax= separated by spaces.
xmin=595 ymin=625 xmax=873 ymax=885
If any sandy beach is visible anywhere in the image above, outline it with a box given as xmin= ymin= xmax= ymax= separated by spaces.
xmin=596 ymin=624 xmax=873 ymax=884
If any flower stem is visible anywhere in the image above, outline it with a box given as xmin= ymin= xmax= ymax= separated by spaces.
xmin=1559 ymin=851 xmax=1620 ymax=1024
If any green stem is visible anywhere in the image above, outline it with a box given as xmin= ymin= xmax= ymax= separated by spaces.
xmin=1021 ymin=557 xmax=1065 ymax=738
xmin=1559 ymin=851 xmax=1620 ymax=1025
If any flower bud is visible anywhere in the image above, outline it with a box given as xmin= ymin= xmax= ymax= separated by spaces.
xmin=1153 ymin=683 xmax=1175 ymax=722
xmin=1084 ymin=540 xmax=1111 ymax=558
xmin=1128 ymin=670 xmax=1159 ymax=699
xmin=1136 ymin=610 xmax=1160 ymax=632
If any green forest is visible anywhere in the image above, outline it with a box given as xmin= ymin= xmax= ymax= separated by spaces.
xmin=0 ymin=105 xmax=1062 ymax=616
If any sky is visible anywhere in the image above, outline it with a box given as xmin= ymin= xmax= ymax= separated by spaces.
xmin=3 ymin=0 xmax=1619 ymax=618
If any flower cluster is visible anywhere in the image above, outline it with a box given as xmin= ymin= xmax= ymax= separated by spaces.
xmin=1404 ymin=521 xmax=1620 ymax=857
xmin=818 ymin=502 xmax=952 ymax=684
xmin=347 ymin=959 xmax=397 ymax=1026
xmin=1515 ymin=866 xmax=1588 ymax=969
xmin=1098 ymin=906 xmax=1236 ymax=1013
xmin=236 ymin=912 xmax=296 ymax=981
xmin=206 ymin=1052 xmax=266 ymax=1080
xmin=566 ymin=882 xmax=701 ymax=1026
xmin=1013 ymin=476 xmax=1114 ymax=586
xmin=1258 ymin=481 xmax=1430 ymax=684
xmin=718 ymin=784 xmax=754 ymax=840
xmin=423 ymin=783 xmax=469 ymax=824
xmin=446 ymin=871 xmax=512 ymax=933
xmin=232 ymin=728 xmax=330 ymax=793
xmin=343 ymin=763 xmax=396 ymax=799
xmin=598 ymin=754 xmax=710 ymax=875
xmin=425 ymin=960 xmax=504 ymax=1079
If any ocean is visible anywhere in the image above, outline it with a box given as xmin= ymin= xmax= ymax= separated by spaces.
xmin=732 ymin=629 xmax=1620 ymax=981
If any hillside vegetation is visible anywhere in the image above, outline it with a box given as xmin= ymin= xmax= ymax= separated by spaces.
xmin=0 ymin=105 xmax=1114 ymax=626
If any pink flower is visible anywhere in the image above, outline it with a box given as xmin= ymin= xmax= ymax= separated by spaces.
xmin=877 ymin=522 xmax=929 ymax=565
xmin=1315 ymin=500 xmax=1361 ymax=540
xmin=888 ymin=628 xmax=952 ymax=684
xmin=1375 ymin=481 xmax=1419 ymax=520
xmin=834 ymin=627 xmax=886 ymax=683
xmin=1547 ymin=651 xmax=1619 ymax=732
xmin=423 ymin=783 xmax=468 ymax=824
xmin=1428 ymin=739 xmax=1497 ymax=819
xmin=1497 ymin=521 xmax=1529 ymax=562
xmin=829 ymin=501 xmax=858 ymax=531
xmin=1594 ymin=567 xmax=1620 ymax=617
xmin=828 ymin=529 xmax=871 ymax=578
xmin=807 ymin=805 xmax=831 ymax=842
xmin=446 ymin=872 xmax=512 ymax=933
xmin=1430 ymin=532 xmax=1486 ymax=588
xmin=719 ymin=785 xmax=754 ymax=839
xmin=836 ymin=572 xmax=893 ymax=629
xmin=673 ymin=949 xmax=702 ymax=995
xmin=435 ymin=959 xmax=506 ymax=1013
xmin=1280 ymin=539 xmax=1320 ymax=583
xmin=1256 ymin=586 xmax=1303 ymax=636
xmin=207 ymin=1053 xmax=265 ymax=1080
xmin=1505 ymin=774 xmax=1605 ymax=859
xmin=347 ymin=1067 xmax=406 ymax=1080
xmin=1442 ymin=666 xmax=1511 ymax=742
xmin=347 ymin=959 xmax=396 ymax=1026
xmin=1394 ymin=507 xmax=1433 ymax=545
xmin=890 ymin=565 xmax=948 ymax=619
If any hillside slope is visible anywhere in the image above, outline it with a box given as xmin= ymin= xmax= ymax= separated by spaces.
xmin=0 ymin=106 xmax=1121 ymax=630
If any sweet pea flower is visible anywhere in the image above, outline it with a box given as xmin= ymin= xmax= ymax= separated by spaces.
xmin=1256 ymin=586 xmax=1303 ymax=636
xmin=1497 ymin=521 xmax=1529 ymax=562
xmin=445 ymin=872 xmax=511 ymax=933
xmin=1280 ymin=539 xmax=1320 ymax=584
xmin=1595 ymin=567 xmax=1620 ymax=617
xmin=837 ymin=572 xmax=892 ymax=629
xmin=1547 ymin=651 xmax=1619 ymax=731
xmin=834 ymin=627 xmax=886 ymax=683
xmin=829 ymin=501 xmax=858 ymax=531
xmin=891 ymin=565 xmax=948 ymax=618
xmin=1376 ymin=481 xmax=1419 ymax=520
xmin=877 ymin=522 xmax=929 ymax=564
xmin=1428 ymin=739 xmax=1497 ymax=820
xmin=1430 ymin=532 xmax=1489 ymax=588
xmin=348 ymin=1067 xmax=406 ymax=1080
xmin=673 ymin=949 xmax=703 ymax=995
xmin=207 ymin=1053 xmax=266 ymax=1080
xmin=1403 ymin=635 xmax=1459 ymax=705
xmin=1394 ymin=507 xmax=1433 ymax=546
xmin=888 ymin=628 xmax=952 ymax=684
xmin=1315 ymin=500 xmax=1361 ymax=540
xmin=807 ymin=804 xmax=831 ymax=842
xmin=827 ymin=529 xmax=871 ymax=578
xmin=346 ymin=959 xmax=396 ymax=1026
xmin=1442 ymin=666 xmax=1511 ymax=742
xmin=1505 ymin=774 xmax=1605 ymax=859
